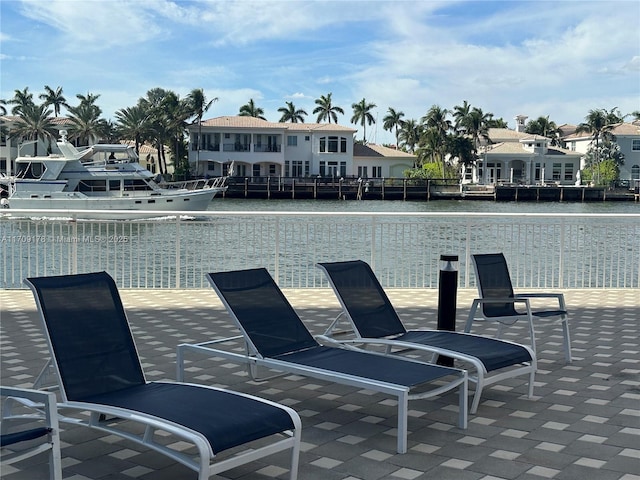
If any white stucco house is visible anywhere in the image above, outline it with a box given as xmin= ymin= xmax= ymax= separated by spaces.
xmin=186 ymin=116 xmax=416 ymax=179
xmin=562 ymin=120 xmax=640 ymax=183
xmin=466 ymin=126 xmax=583 ymax=185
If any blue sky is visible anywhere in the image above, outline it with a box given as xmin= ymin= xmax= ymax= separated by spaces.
xmin=1 ymin=0 xmax=639 ymax=145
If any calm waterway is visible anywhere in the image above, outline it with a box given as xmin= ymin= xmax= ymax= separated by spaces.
xmin=209 ymin=197 xmax=639 ymax=214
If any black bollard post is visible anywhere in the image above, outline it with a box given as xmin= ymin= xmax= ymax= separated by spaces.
xmin=437 ymin=254 xmax=459 ymax=366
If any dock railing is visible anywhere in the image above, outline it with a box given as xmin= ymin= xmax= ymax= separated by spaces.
xmin=1 ymin=210 xmax=638 ymax=289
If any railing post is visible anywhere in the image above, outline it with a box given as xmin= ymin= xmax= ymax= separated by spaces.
xmin=175 ymin=216 xmax=181 ymax=289
xmin=274 ymin=216 xmax=280 ymax=281
xmin=559 ymin=217 xmax=565 ymax=288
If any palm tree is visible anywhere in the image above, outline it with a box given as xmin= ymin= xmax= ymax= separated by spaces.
xmin=39 ymin=86 xmax=68 ymax=117
xmin=525 ymin=116 xmax=560 ymax=145
xmin=313 ymin=93 xmax=344 ymax=124
xmin=382 ymin=107 xmax=404 ymax=148
xmin=10 ymin=103 xmax=56 ymax=156
xmin=452 ymin=100 xmax=471 ymax=133
xmin=462 ymin=107 xmax=492 ymax=155
xmin=66 ymin=102 xmax=108 ymax=147
xmin=421 ymin=105 xmax=452 ymax=175
xmin=630 ymin=110 xmax=640 ymax=121
xmin=278 ymin=101 xmax=307 ymax=123
xmin=187 ymin=88 xmax=217 ymax=175
xmin=576 ymin=109 xmax=616 ymax=185
xmin=397 ymin=119 xmax=422 ymax=156
xmin=351 ymin=98 xmax=376 ymax=143
xmin=7 ymin=87 xmax=35 ymax=115
xmin=239 ymin=99 xmax=266 ymax=120
xmin=114 ymin=104 xmax=151 ymax=155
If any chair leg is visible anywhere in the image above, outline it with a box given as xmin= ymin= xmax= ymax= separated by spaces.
xmin=561 ymin=319 xmax=572 ymax=363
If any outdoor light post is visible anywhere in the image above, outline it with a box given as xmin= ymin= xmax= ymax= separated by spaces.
xmin=437 ymin=254 xmax=459 ymax=367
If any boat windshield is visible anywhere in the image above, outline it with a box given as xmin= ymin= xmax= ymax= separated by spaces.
xmin=15 ymin=161 xmax=46 ymax=179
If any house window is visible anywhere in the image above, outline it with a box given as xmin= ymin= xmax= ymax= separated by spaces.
xmin=358 ymin=166 xmax=368 ymax=178
xmin=305 ymin=135 xmax=310 ymax=141
xmin=252 ymin=164 xmax=260 ymax=176
xmin=534 ymin=163 xmax=541 ymax=181
xmin=564 ymin=163 xmax=573 ymax=181
xmin=269 ymin=164 xmax=276 ymax=175
xmin=570 ymin=142 xmax=576 ymax=151
xmin=224 ymin=133 xmax=230 ymax=139
xmin=287 ymin=135 xmax=297 ymax=146
xmin=372 ymin=166 xmax=382 ymax=178
xmin=319 ymin=136 xmax=347 ymax=153
xmin=291 ymin=160 xmax=303 ymax=176
xmin=632 ymin=165 xmax=640 ymax=180
xmin=632 ymin=140 xmax=640 ymax=151
xmin=553 ymin=163 xmax=562 ymax=181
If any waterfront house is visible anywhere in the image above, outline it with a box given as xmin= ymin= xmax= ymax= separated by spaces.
xmin=562 ymin=120 xmax=640 ymax=184
xmin=467 ymin=127 xmax=583 ymax=186
xmin=186 ymin=116 xmax=420 ymax=180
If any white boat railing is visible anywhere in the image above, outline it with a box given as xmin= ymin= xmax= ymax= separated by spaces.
xmin=1 ymin=209 xmax=638 ymax=289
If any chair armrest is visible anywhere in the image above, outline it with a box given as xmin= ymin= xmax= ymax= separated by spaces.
xmin=465 ymin=297 xmax=531 ymax=333
xmin=515 ymin=293 xmax=566 ymax=309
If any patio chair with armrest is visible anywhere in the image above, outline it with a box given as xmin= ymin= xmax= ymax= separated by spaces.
xmin=1 ymin=386 xmax=62 ymax=480
xmin=24 ymin=271 xmax=301 ymax=480
xmin=176 ymin=267 xmax=468 ymax=454
xmin=466 ymin=253 xmax=572 ymax=363
xmin=317 ymin=260 xmax=536 ymax=414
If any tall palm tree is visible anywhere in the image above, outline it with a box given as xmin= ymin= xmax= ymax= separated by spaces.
xmin=397 ymin=119 xmax=422 ymax=156
xmin=630 ymin=110 xmax=640 ymax=121
xmin=114 ymin=104 xmax=151 ymax=155
xmin=576 ymin=109 xmax=616 ymax=185
xmin=0 ymin=99 xmax=7 ymax=115
xmin=382 ymin=107 xmax=404 ymax=148
xmin=10 ymin=103 xmax=56 ymax=156
xmin=351 ymin=98 xmax=376 ymax=143
xmin=452 ymin=100 xmax=471 ymax=133
xmin=66 ymin=102 xmax=108 ymax=147
xmin=421 ymin=105 xmax=452 ymax=174
xmin=460 ymin=107 xmax=492 ymax=155
xmin=7 ymin=87 xmax=34 ymax=115
xmin=278 ymin=101 xmax=307 ymax=123
xmin=39 ymin=86 xmax=68 ymax=117
xmin=239 ymin=99 xmax=266 ymax=120
xmin=313 ymin=93 xmax=344 ymax=124
xmin=525 ymin=116 xmax=560 ymax=145
xmin=187 ymin=88 xmax=217 ymax=175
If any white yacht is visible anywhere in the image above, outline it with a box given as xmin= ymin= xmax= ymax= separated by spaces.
xmin=2 ymin=131 xmax=227 ymax=219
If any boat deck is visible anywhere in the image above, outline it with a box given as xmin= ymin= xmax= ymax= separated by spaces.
xmin=1 ymin=288 xmax=638 ymax=480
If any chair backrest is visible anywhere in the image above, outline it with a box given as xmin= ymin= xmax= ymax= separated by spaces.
xmin=24 ymin=272 xmax=146 ymax=402
xmin=207 ymin=268 xmax=319 ymax=358
xmin=471 ymin=253 xmax=519 ymax=317
xmin=318 ymin=260 xmax=407 ymax=338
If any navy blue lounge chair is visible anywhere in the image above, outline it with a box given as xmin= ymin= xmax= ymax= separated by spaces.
xmin=467 ymin=253 xmax=572 ymax=363
xmin=1 ymin=386 xmax=62 ymax=480
xmin=25 ymin=271 xmax=301 ymax=480
xmin=317 ymin=260 xmax=536 ymax=414
xmin=176 ymin=267 xmax=468 ymax=454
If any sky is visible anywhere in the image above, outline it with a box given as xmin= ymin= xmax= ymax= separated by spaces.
xmin=1 ymin=0 xmax=639 ymax=145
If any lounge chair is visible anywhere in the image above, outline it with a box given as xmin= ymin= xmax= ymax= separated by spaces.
xmin=317 ymin=260 xmax=536 ymax=414
xmin=467 ymin=253 xmax=572 ymax=363
xmin=1 ymin=386 xmax=62 ymax=480
xmin=24 ymin=271 xmax=301 ymax=480
xmin=176 ymin=268 xmax=468 ymax=454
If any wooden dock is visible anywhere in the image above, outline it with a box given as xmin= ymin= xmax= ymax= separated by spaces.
xmin=223 ymin=177 xmax=639 ymax=202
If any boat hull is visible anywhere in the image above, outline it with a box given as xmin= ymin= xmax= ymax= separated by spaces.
xmin=4 ymin=188 xmax=223 ymax=219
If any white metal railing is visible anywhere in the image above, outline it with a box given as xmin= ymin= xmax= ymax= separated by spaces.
xmin=1 ymin=210 xmax=639 ymax=289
